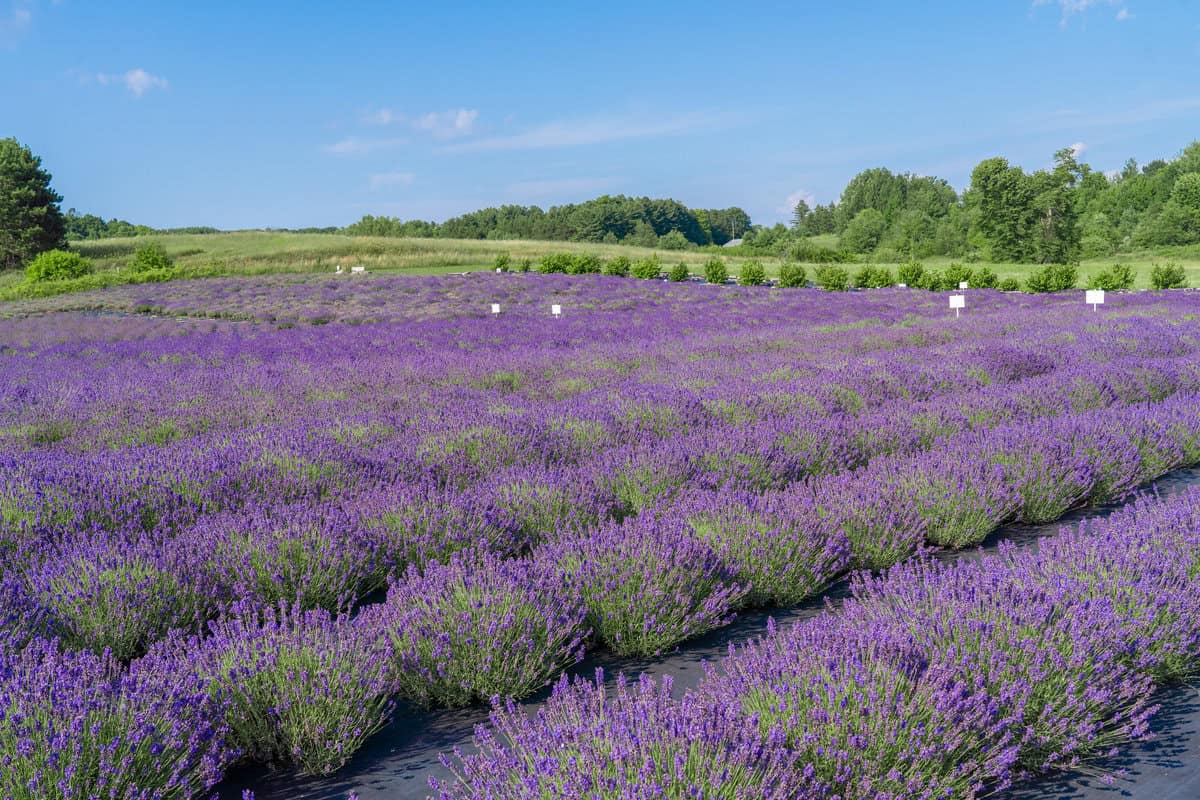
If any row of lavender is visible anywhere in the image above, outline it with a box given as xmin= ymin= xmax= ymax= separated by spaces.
xmin=436 ymin=484 xmax=1200 ymax=799
xmin=3 ymin=280 xmax=1200 ymax=798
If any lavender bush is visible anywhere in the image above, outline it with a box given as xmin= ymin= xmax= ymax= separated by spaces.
xmin=432 ymin=670 xmax=801 ymax=800
xmin=175 ymin=601 xmax=394 ymax=775
xmin=364 ymin=553 xmax=588 ymax=707
xmin=0 ymin=636 xmax=234 ymax=800
xmin=546 ymin=514 xmax=747 ymax=656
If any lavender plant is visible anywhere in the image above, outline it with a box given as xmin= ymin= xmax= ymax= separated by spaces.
xmin=432 ymin=670 xmax=801 ymax=800
xmin=178 ymin=601 xmax=394 ymax=775
xmin=0 ymin=636 xmax=235 ymax=800
xmin=546 ymin=515 xmax=747 ymax=656
xmin=364 ymin=553 xmax=588 ymax=707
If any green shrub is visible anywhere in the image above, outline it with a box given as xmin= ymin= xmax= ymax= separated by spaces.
xmin=1087 ymin=263 xmax=1136 ymax=291
xmin=567 ymin=253 xmax=602 ymax=275
xmin=777 ymin=262 xmax=807 ymax=288
xmin=667 ymin=262 xmax=690 ymax=282
xmin=1024 ymin=263 xmax=1078 ymax=293
xmin=813 ymin=263 xmax=850 ymax=291
xmin=703 ymin=258 xmax=728 ymax=284
xmin=658 ymin=230 xmax=689 ymax=250
xmin=738 ymin=260 xmax=767 ymax=286
xmin=516 ymin=258 xmax=532 ymax=273
xmin=896 ymin=261 xmax=925 ymax=287
xmin=920 ymin=269 xmax=951 ymax=291
xmin=1151 ymin=262 xmax=1187 ymax=289
xmin=603 ymin=256 xmax=631 ymax=277
xmin=25 ymin=249 xmax=93 ymax=283
xmin=998 ymin=277 xmax=1021 ymax=292
xmin=943 ymin=262 xmax=972 ymax=288
xmin=129 ymin=242 xmax=174 ymax=274
xmin=969 ymin=267 xmax=1000 ymax=289
xmin=492 ymin=253 xmax=511 ymax=272
xmin=852 ymin=264 xmax=893 ymax=289
xmin=631 ymin=255 xmax=662 ymax=280
xmin=537 ymin=253 xmax=573 ymax=274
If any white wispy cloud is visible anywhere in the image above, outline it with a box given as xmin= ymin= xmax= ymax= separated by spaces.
xmin=443 ymin=111 xmax=732 ymax=153
xmin=91 ymin=68 xmax=169 ymax=97
xmin=0 ymin=1 xmax=33 ymax=48
xmin=323 ymin=136 xmax=408 ymax=156
xmin=1116 ymin=7 xmax=1133 ymax=20
xmin=121 ymin=68 xmax=168 ymax=97
xmin=1069 ymin=141 xmax=1087 ymax=157
xmin=368 ymin=171 xmax=415 ymax=189
xmin=779 ymin=189 xmax=817 ymax=217
xmin=361 ymin=107 xmax=479 ymax=139
xmin=413 ymin=108 xmax=478 ymax=139
xmin=1033 ymin=0 xmax=1126 ymax=24
xmin=507 ymin=176 xmax=622 ymax=198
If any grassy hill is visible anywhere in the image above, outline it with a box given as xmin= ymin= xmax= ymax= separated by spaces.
xmin=1 ymin=230 xmax=1198 ymax=301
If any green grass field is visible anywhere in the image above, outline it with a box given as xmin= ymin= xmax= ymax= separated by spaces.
xmin=1 ymin=230 xmax=1198 ymax=300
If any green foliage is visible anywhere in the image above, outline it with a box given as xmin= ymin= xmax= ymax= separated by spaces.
xmin=777 ymin=262 xmax=807 ymax=288
xmin=703 ymin=257 xmax=728 ymax=284
xmin=537 ymin=253 xmax=573 ymax=274
xmin=1 ymin=138 xmax=67 ymax=269
xmin=1087 ymin=263 xmax=1136 ymax=291
xmin=658 ymin=230 xmax=689 ymax=250
xmin=25 ymin=249 xmax=92 ymax=282
xmin=630 ymin=254 xmax=662 ymax=279
xmin=840 ymin=208 xmax=888 ymax=253
xmin=969 ymin=266 xmax=1000 ymax=289
xmin=851 ymin=264 xmax=893 ymax=289
xmin=1151 ymin=262 xmax=1187 ymax=289
xmin=1024 ymin=263 xmax=1078 ymax=293
xmin=1172 ymin=173 xmax=1200 ymax=211
xmin=897 ymin=261 xmax=925 ymax=287
xmin=516 ymin=258 xmax=532 ymax=273
xmin=566 ymin=253 xmax=602 ymax=275
xmin=943 ymin=262 xmax=972 ymax=288
xmin=738 ymin=260 xmax=767 ymax=286
xmin=667 ymin=262 xmax=690 ymax=282
xmin=788 ymin=239 xmax=854 ymax=263
xmin=998 ymin=277 xmax=1021 ymax=292
xmin=813 ymin=263 xmax=850 ymax=291
xmin=492 ymin=253 xmax=511 ymax=272
xmin=603 ymin=256 xmax=631 ymax=277
xmin=129 ymin=242 xmax=174 ymax=274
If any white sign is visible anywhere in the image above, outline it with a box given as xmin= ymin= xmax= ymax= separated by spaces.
xmin=351 ymin=266 xmax=366 ymax=274
xmin=897 ymin=283 xmax=906 ymax=288
xmin=1086 ymin=289 xmax=1105 ymax=311
xmin=949 ymin=294 xmax=965 ymax=318
xmin=551 ymin=304 xmax=562 ymax=317
xmin=491 ymin=303 xmax=501 ymax=315
xmin=958 ymin=281 xmax=969 ymax=290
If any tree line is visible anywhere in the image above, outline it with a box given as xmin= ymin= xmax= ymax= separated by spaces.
xmin=5 ymin=134 xmax=1200 ymax=271
xmin=761 ymin=142 xmax=1200 ymax=263
xmin=343 ymin=196 xmax=752 ymax=248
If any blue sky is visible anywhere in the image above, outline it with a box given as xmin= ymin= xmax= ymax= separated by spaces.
xmin=2 ymin=0 xmax=1198 ymax=229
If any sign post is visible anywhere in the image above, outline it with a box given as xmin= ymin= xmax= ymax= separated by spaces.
xmin=1085 ymin=289 xmax=1105 ymax=312
xmin=551 ymin=304 xmax=562 ymax=318
xmin=491 ymin=303 xmax=500 ymax=315
xmin=958 ymin=281 xmax=969 ymax=290
xmin=949 ymin=294 xmax=965 ymax=318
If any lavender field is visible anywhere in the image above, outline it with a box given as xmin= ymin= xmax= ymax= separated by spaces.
xmin=6 ymin=273 xmax=1200 ymax=799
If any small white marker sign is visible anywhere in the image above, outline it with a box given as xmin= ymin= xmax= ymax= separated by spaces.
xmin=351 ymin=266 xmax=366 ymax=274
xmin=898 ymin=283 xmax=907 ymax=288
xmin=551 ymin=304 xmax=562 ymax=317
xmin=949 ymin=294 xmax=965 ymax=318
xmin=491 ymin=303 xmax=501 ymax=315
xmin=958 ymin=280 xmax=969 ymax=290
xmin=1085 ymin=289 xmax=1105 ymax=311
